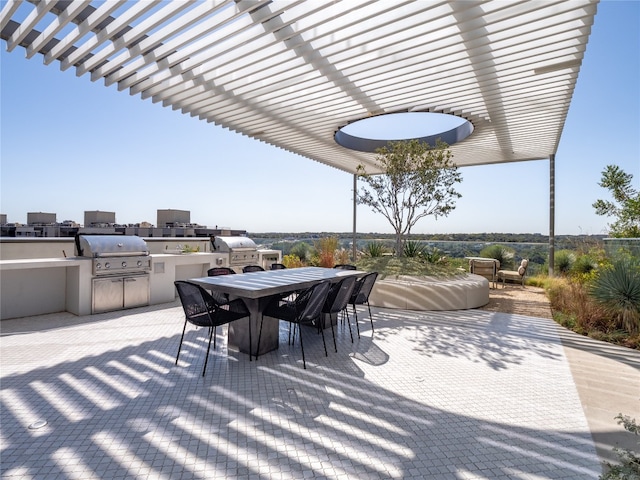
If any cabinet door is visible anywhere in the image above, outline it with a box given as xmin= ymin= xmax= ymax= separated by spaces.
xmin=93 ymin=277 xmax=124 ymax=314
xmin=124 ymin=275 xmax=150 ymax=309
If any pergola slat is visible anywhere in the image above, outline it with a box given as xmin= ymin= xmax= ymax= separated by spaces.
xmin=1 ymin=0 xmax=598 ymax=173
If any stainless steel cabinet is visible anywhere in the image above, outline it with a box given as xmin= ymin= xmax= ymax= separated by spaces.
xmin=92 ymin=274 xmax=149 ymax=313
xmin=123 ymin=276 xmax=150 ymax=309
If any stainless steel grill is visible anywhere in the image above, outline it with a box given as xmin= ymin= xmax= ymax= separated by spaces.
xmin=75 ymin=234 xmax=151 ymax=275
xmin=211 ymin=236 xmax=259 ymax=268
xmin=75 ymin=234 xmax=151 ymax=314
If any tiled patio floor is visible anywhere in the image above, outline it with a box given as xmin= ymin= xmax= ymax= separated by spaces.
xmin=0 ymin=301 xmax=620 ymax=479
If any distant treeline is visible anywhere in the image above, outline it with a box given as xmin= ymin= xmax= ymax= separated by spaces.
xmin=250 ymin=231 xmax=606 ymax=245
xmin=250 ymin=232 xmax=607 ymax=270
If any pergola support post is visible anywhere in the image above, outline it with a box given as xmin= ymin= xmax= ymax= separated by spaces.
xmin=352 ymin=173 xmax=357 ymax=262
xmin=549 ymin=154 xmax=555 ymax=277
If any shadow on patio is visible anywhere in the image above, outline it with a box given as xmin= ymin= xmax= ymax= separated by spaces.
xmin=1 ymin=303 xmax=602 ymax=479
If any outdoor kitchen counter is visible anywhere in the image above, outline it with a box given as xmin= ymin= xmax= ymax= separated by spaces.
xmin=0 ymin=253 xmax=228 ymax=320
xmin=149 ymin=252 xmax=228 ymax=305
xmin=0 ymin=257 xmax=86 ymax=270
xmin=189 ymin=267 xmax=365 ymax=358
xmin=0 ymin=257 xmax=92 ymax=319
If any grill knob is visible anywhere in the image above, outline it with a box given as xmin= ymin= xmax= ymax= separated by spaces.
xmin=122 ymin=261 xmax=127 ymax=268
xmin=105 ymin=262 xmax=111 ymax=269
xmin=137 ymin=260 xmax=142 ymax=267
xmin=96 ymin=263 xmax=102 ymax=270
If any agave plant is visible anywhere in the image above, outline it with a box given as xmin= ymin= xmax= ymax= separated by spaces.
xmin=571 ymin=253 xmax=598 ymax=276
xmin=364 ymin=241 xmax=387 ymax=258
xmin=421 ymin=246 xmax=445 ymax=264
xmin=554 ymin=249 xmax=576 ymax=275
xmin=403 ymin=240 xmax=425 ymax=258
xmin=590 ymin=258 xmax=640 ymax=334
xmin=479 ymin=244 xmax=515 ymax=269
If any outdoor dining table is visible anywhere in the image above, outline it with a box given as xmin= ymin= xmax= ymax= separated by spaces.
xmin=189 ymin=266 xmax=365 ymax=357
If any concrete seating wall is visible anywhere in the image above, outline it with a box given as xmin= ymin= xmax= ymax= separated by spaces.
xmin=369 ymin=274 xmax=490 ymax=311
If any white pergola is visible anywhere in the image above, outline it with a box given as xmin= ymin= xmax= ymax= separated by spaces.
xmin=1 ymin=0 xmax=600 ymax=270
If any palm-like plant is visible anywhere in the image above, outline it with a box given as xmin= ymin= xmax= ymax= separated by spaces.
xmin=590 ymin=258 xmax=640 ymax=334
xmin=403 ymin=240 xmax=425 ymax=258
xmin=364 ymin=241 xmax=387 ymax=258
xmin=572 ymin=253 xmax=598 ymax=276
xmin=479 ymin=244 xmax=515 ymax=269
xmin=421 ymin=246 xmax=445 ymax=264
xmin=555 ymin=249 xmax=576 ymax=275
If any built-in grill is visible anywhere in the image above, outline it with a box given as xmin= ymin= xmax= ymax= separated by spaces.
xmin=212 ymin=236 xmax=259 ymax=268
xmin=75 ymin=234 xmax=151 ymax=313
xmin=75 ymin=234 xmax=151 ymax=275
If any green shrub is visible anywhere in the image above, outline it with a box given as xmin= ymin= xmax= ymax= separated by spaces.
xmin=571 ymin=253 xmax=598 ymax=276
xmin=590 ymin=258 xmax=640 ymax=335
xmin=356 ymin=256 xmax=457 ymax=278
xmin=421 ymin=246 xmax=446 ymax=264
xmin=546 ymin=268 xmax=640 ymax=349
xmin=289 ymin=242 xmax=310 ymax=261
xmin=554 ymin=249 xmax=576 ymax=275
xmin=525 ymin=274 xmax=552 ymax=289
xmin=479 ymin=244 xmax=515 ymax=269
xmin=282 ymin=254 xmax=304 ymax=268
xmin=364 ymin=241 xmax=387 ymax=258
xmin=600 ymin=414 xmax=640 ymax=479
xmin=403 ymin=240 xmax=425 ymax=258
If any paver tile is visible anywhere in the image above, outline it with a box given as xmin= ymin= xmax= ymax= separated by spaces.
xmin=1 ymin=303 xmax=603 ymax=479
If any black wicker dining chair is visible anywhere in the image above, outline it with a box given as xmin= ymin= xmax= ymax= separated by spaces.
xmin=206 ymin=267 xmax=236 ymax=304
xmin=322 ymin=275 xmax=358 ymax=348
xmin=257 ymin=281 xmax=331 ymax=369
xmin=174 ymin=281 xmax=251 ymax=376
xmin=242 ymin=265 xmax=265 ymax=273
xmin=207 ymin=266 xmax=236 ymax=276
xmin=333 ymin=264 xmax=357 ymax=270
xmin=349 ymin=272 xmax=378 ymax=338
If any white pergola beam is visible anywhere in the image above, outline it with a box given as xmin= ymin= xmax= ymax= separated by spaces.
xmin=5 ymin=0 xmax=56 ymax=52
xmin=0 ymin=0 xmax=598 ymax=171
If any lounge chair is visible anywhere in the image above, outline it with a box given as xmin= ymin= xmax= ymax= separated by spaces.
xmin=497 ymin=259 xmax=529 ymax=287
xmin=469 ymin=259 xmax=499 ymax=289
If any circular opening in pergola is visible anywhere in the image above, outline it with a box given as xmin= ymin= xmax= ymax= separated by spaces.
xmin=334 ymin=112 xmax=473 ymax=153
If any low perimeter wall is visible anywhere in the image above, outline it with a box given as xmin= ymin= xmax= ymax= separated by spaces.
xmin=369 ymin=274 xmax=489 ymax=311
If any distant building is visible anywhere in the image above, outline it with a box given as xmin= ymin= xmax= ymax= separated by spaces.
xmin=85 ymin=210 xmax=116 ymax=227
xmin=157 ymin=209 xmax=190 ymax=227
xmin=15 ymin=225 xmax=37 ymax=237
xmin=60 ymin=220 xmax=80 ymax=227
xmin=27 ymin=212 xmax=56 ymax=225
xmin=1 ymin=208 xmax=246 ymax=238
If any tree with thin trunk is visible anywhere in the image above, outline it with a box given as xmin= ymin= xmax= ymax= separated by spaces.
xmin=356 ymin=139 xmax=462 ymax=257
xmin=592 ymin=165 xmax=640 ymax=238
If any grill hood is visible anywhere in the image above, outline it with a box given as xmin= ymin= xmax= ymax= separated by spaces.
xmin=212 ymin=236 xmax=257 ymax=252
xmin=75 ymin=234 xmax=150 ymax=258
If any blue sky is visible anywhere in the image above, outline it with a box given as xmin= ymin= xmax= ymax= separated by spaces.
xmin=1 ymin=1 xmax=638 ymax=236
